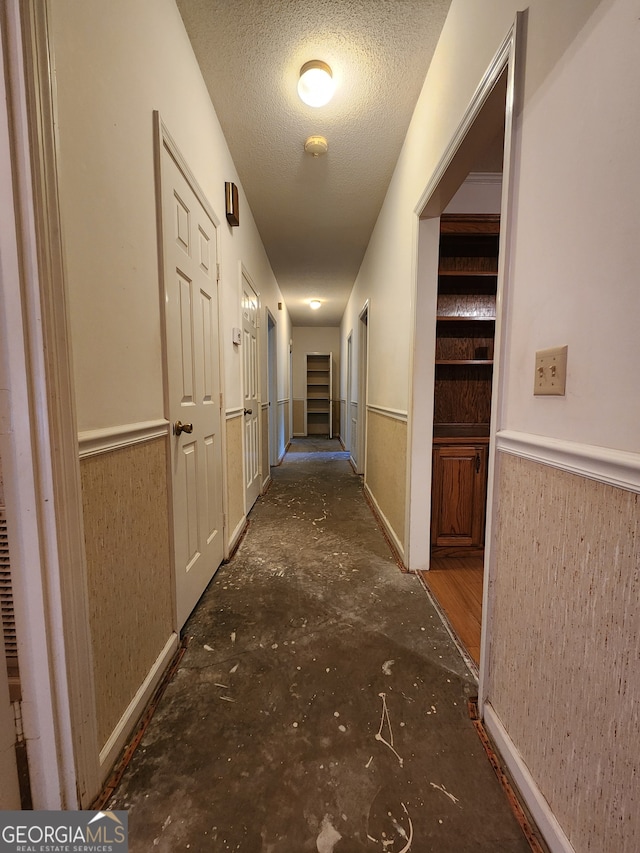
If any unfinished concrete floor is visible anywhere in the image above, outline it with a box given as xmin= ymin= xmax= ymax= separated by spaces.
xmin=109 ymin=438 xmax=533 ymax=852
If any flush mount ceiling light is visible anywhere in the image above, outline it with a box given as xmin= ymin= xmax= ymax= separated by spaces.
xmin=298 ymin=60 xmax=335 ymax=108
xmin=304 ymin=135 xmax=328 ymax=157
xmin=309 ymin=299 xmax=322 ymax=310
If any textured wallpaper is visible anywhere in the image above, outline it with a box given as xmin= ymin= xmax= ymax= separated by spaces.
xmin=489 ymin=452 xmax=639 ymax=853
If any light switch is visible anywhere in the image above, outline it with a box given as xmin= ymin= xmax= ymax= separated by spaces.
xmin=534 ymin=345 xmax=567 ymax=396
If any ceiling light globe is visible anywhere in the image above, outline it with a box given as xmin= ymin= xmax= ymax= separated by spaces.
xmin=309 ymin=299 xmax=322 ymax=310
xmin=298 ymin=61 xmax=335 ymax=108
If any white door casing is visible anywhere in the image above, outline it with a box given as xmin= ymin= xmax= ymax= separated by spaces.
xmin=160 ymin=136 xmax=224 ymax=630
xmin=242 ymin=273 xmax=261 ymax=512
xmin=267 ymin=312 xmax=277 ymax=466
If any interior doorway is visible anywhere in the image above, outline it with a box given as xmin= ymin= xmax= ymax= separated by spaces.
xmin=355 ymin=304 xmax=369 ymax=475
xmin=242 ymin=272 xmax=261 ymax=513
xmin=267 ymin=311 xmax=277 ymax=466
xmin=408 ymin=16 xmax=523 ymax=683
xmin=424 ymin=212 xmax=501 ymax=666
xmin=159 ymin=129 xmax=224 ymax=631
xmin=345 ymin=331 xmax=353 ymax=453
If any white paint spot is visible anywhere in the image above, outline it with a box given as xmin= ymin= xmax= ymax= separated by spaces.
xmin=334 ymin=712 xmax=340 ymax=718
xmin=204 ymin=644 xmax=214 ymax=652
xmin=271 ymin=643 xmax=278 ymax=650
xmin=230 ymin=632 xmax=236 ymax=644
xmin=316 ymin=815 xmax=341 ymax=852
xmin=326 ymin=667 xmax=331 ymax=673
xmin=382 ymin=659 xmax=395 ymax=676
xmin=161 ymin=815 xmax=171 ymax=832
xmin=430 ymin=782 xmax=460 ymax=804
xmin=365 ymin=755 xmax=373 ymax=769
xmin=292 ymin=722 xmax=298 ymax=728
xmin=375 ymin=692 xmax=404 ymax=767
xmin=338 ymin=725 xmax=346 ymax=733
xmin=229 ymin=663 xmax=239 ymax=674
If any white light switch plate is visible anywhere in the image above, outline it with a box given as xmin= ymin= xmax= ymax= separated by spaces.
xmin=534 ymin=345 xmax=568 ymax=396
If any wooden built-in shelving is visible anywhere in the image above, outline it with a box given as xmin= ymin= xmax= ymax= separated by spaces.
xmin=306 ymin=353 xmax=332 ymax=437
xmin=431 ymin=215 xmax=499 ymax=556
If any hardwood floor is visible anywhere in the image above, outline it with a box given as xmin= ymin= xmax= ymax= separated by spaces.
xmin=419 ymin=555 xmax=484 ymax=665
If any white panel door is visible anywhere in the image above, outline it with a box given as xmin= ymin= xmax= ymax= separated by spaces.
xmin=242 ymin=274 xmax=261 ymax=512
xmin=162 ymin=144 xmax=224 ymax=629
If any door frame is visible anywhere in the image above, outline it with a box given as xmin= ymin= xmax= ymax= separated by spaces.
xmin=345 ymin=331 xmax=353 ymax=453
xmin=154 ymin=114 xmax=227 ymax=629
xmin=406 ymin=15 xmax=524 ymax=709
xmin=356 ymin=302 xmax=369 ymax=476
xmin=240 ymin=266 xmax=262 ymax=507
xmin=266 ymin=309 xmax=278 ymax=466
xmin=0 ymin=0 xmax=101 ymax=806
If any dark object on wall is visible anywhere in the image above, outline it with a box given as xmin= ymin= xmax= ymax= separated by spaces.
xmin=225 ymin=182 xmax=239 ymax=226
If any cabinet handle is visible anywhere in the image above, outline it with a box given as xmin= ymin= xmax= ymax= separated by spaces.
xmin=475 ymin=452 xmax=481 ymax=474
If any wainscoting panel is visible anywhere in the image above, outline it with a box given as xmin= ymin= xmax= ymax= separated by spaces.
xmin=292 ymin=399 xmax=305 ymax=436
xmin=365 ymin=408 xmax=407 ymax=553
xmin=225 ymin=412 xmax=245 ymax=548
xmin=261 ymin=404 xmax=270 ymax=489
xmin=489 ymin=452 xmax=640 ymax=853
xmin=80 ymin=437 xmax=173 ymax=750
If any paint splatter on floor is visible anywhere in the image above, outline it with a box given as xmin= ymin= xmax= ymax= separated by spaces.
xmin=109 ymin=439 xmax=535 ymax=853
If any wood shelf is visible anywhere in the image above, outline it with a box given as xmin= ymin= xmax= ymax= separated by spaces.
xmin=306 ymin=353 xmax=332 ymax=438
xmin=436 ymin=359 xmax=493 ymax=366
xmin=436 ymin=316 xmax=495 ymax=322
xmin=431 ymin=215 xmax=498 ymax=557
xmin=438 ymin=270 xmax=497 ymax=277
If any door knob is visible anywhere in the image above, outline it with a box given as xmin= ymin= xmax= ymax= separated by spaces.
xmin=174 ymin=420 xmax=193 ymax=436
xmin=244 ymin=408 xmax=253 ymax=415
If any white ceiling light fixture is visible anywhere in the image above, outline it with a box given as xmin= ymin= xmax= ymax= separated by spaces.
xmin=309 ymin=299 xmax=322 ymax=310
xmin=298 ymin=60 xmax=335 ymax=108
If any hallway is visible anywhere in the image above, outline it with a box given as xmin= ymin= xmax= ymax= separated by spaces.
xmin=108 ymin=440 xmax=534 ymax=852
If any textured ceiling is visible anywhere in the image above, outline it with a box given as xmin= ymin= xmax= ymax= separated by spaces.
xmin=177 ymin=0 xmax=453 ymax=325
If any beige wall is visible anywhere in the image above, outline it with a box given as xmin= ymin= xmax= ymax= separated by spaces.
xmin=490 ymin=453 xmax=640 ymax=853
xmin=50 ymin=0 xmax=290 ymax=434
xmin=80 ymin=439 xmax=173 ymax=749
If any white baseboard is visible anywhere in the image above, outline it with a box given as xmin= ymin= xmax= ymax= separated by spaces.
xmin=483 ymin=703 xmax=575 ymax=853
xmin=227 ymin=516 xmax=247 ymax=556
xmin=363 ymin=482 xmax=406 ymax=565
xmin=99 ymin=633 xmax=178 ymax=778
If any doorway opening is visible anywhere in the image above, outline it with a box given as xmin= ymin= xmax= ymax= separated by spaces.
xmin=267 ymin=311 xmax=278 ymax=467
xmin=355 ymin=303 xmax=369 ymax=475
xmin=425 ymin=212 xmax=501 ymax=665
xmin=408 ymin=15 xmax=522 ymax=681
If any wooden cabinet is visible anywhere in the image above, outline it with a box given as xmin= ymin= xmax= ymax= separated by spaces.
xmin=431 ymin=215 xmax=498 ymax=555
xmin=431 ymin=440 xmax=488 ymax=551
xmin=306 ymin=353 xmax=332 ymax=437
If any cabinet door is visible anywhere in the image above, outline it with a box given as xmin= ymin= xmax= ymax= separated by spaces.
xmin=431 ymin=444 xmax=487 ymax=547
